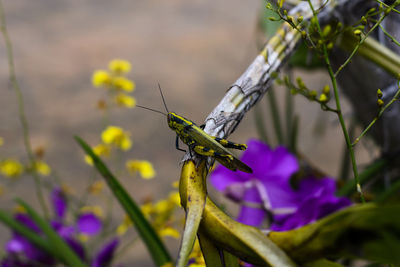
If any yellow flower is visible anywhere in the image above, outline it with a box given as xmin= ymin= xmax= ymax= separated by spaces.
xmin=126 ymin=160 xmax=155 ymax=179
xmin=80 ymin=206 xmax=104 ymax=217
xmin=109 ymin=59 xmax=131 ymax=74
xmin=34 ymin=161 xmax=51 ymax=176
xmin=158 ymin=226 xmax=180 ymax=239
xmin=0 ymin=137 xmax=3 ymax=146
xmin=188 ymin=240 xmax=206 ymax=267
xmin=84 ymin=144 xmax=111 ymax=165
xmin=77 ymin=234 xmax=89 ymax=243
xmin=168 ymin=192 xmax=181 ymax=207
xmin=101 ymin=126 xmax=132 ymax=151
xmin=92 ymin=70 xmax=112 ymax=87
xmin=116 ymin=214 xmax=133 ymax=236
xmin=87 ymin=180 xmax=104 ymax=195
xmin=112 ymin=77 xmax=135 ymax=92
xmin=0 ymin=159 xmax=24 ymax=178
xmin=141 ymin=202 xmax=154 ymax=218
xmin=13 ymin=204 xmax=27 ymax=214
xmin=115 ymin=93 xmax=136 ymax=108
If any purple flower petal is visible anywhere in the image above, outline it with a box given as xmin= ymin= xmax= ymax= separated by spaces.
xmin=77 ymin=213 xmax=102 ymax=235
xmin=65 ymin=237 xmax=86 ymax=261
xmin=91 ymin=238 xmax=119 ymax=267
xmin=237 ymin=187 xmax=265 ymax=226
xmin=14 ymin=214 xmax=40 ymax=233
xmin=51 ymin=187 xmax=67 ymax=219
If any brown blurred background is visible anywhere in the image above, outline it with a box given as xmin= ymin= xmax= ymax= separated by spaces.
xmin=0 ymin=0 xmax=374 ymax=265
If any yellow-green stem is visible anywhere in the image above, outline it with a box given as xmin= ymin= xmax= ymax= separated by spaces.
xmin=307 ymin=0 xmax=365 ymax=202
xmin=0 ymin=0 xmax=49 ymax=217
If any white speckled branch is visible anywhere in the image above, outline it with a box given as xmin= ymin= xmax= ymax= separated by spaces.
xmin=183 ymin=0 xmax=350 ymax=163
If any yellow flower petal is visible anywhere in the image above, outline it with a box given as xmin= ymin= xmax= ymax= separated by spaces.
xmin=0 ymin=159 xmax=24 ymax=178
xmin=116 ymin=214 xmax=133 ymax=236
xmin=126 ymin=160 xmax=155 ymax=179
xmin=34 ymin=161 xmax=51 ymax=176
xmin=159 ymin=226 xmax=180 ymax=239
xmin=88 ymin=180 xmax=104 ymax=195
xmin=80 ymin=206 xmax=104 ymax=217
xmin=92 ymin=70 xmax=112 ymax=87
xmin=109 ymin=59 xmax=131 ymax=74
xmin=115 ymin=93 xmax=136 ymax=108
xmin=101 ymin=126 xmax=132 ymax=151
xmin=168 ymin=192 xmax=181 ymax=207
xmin=112 ymin=77 xmax=135 ymax=92
xmin=85 ymin=144 xmax=111 ymax=165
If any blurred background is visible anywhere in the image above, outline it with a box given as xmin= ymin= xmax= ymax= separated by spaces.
xmin=0 ymin=0 xmax=376 ymax=265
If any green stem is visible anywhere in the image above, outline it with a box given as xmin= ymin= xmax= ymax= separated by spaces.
xmin=254 ymin=103 xmax=270 ymax=144
xmin=285 ymin=70 xmax=294 ymax=149
xmin=0 ymin=0 xmax=49 ymax=217
xmin=307 ymin=0 xmax=365 ymax=202
xmin=353 ymin=81 xmax=400 ymax=146
xmin=267 ymin=87 xmax=284 ymax=145
xmin=335 ymin=0 xmax=400 ymax=77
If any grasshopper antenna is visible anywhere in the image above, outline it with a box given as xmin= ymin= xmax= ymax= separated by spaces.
xmin=136 ymin=105 xmax=166 ymax=116
xmin=158 ymin=83 xmax=170 ymax=113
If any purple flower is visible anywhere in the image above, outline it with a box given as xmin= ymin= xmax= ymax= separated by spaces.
xmin=210 ymin=139 xmax=351 ymax=230
xmin=77 ymin=213 xmax=102 ymax=236
xmin=2 ymin=187 xmax=119 ymax=266
xmin=91 ymin=238 xmax=119 ymax=267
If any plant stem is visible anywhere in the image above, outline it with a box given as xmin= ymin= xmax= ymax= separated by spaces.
xmin=267 ymin=87 xmax=284 ymax=145
xmin=335 ymin=0 xmax=400 ymax=77
xmin=307 ymin=0 xmax=365 ymax=202
xmin=0 ymin=0 xmax=49 ymax=217
xmin=353 ymin=81 xmax=400 ymax=146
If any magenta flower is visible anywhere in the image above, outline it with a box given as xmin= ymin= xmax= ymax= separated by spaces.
xmin=2 ymin=187 xmax=118 ymax=266
xmin=210 ymin=139 xmax=351 ymax=230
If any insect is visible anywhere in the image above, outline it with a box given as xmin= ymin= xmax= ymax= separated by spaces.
xmin=136 ymin=85 xmax=252 ymax=173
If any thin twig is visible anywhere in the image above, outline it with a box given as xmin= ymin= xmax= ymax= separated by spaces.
xmin=0 ymin=0 xmax=49 ymax=217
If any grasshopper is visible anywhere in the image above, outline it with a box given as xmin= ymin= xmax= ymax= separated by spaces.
xmin=136 ymin=85 xmax=252 ymax=173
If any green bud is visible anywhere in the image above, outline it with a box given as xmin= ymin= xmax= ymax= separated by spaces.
xmin=268 ymin=17 xmax=280 ymax=21
xmin=287 ymin=15 xmax=294 ymax=24
xmin=322 ymin=25 xmax=331 ymax=37
xmin=284 ymin=75 xmax=290 ymax=85
xmin=385 ymin=7 xmax=392 ymax=15
xmin=301 ymin=31 xmax=307 ymax=39
xmin=361 ymin=16 xmax=367 ymax=25
xmin=297 ymin=16 xmax=303 ymax=24
xmin=319 ymin=93 xmax=328 ymax=103
xmin=296 ymin=77 xmax=305 ymax=88
xmin=308 ymin=90 xmax=317 ymax=99
xmin=377 ymin=98 xmax=384 ymax=107
xmin=323 ymin=85 xmax=330 ymax=95
xmin=368 ymin=8 xmax=376 ymax=13
xmin=377 ymin=89 xmax=383 ymax=99
xmin=271 ymin=72 xmax=279 ymax=79
xmin=266 ymin=3 xmax=272 ymax=9
xmin=290 ymin=88 xmax=297 ymax=95
xmin=326 ymin=42 xmax=334 ymax=50
xmin=283 ymin=9 xmax=288 ymax=16
xmin=353 ymin=29 xmax=362 ymax=36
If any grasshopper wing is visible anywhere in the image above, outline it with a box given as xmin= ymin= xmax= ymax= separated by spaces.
xmin=188 ymin=125 xmax=252 ymax=173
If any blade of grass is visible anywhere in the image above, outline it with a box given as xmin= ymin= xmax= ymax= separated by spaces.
xmin=267 ymin=86 xmax=284 ymax=145
xmin=336 ymin=158 xmax=387 ymax=197
xmin=16 ymin=199 xmax=87 ymax=267
xmin=0 ymin=210 xmax=52 ymax=254
xmin=253 ymin=102 xmax=270 ymax=144
xmin=75 ymin=136 xmax=172 ymax=266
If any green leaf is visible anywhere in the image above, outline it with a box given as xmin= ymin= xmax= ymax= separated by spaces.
xmin=16 ymin=199 xmax=87 ymax=267
xmin=177 ymin=160 xmax=207 ymax=267
xmin=269 ymin=203 xmax=400 ymax=264
xmin=75 ymin=136 xmax=172 ymax=267
xmin=0 ymin=210 xmax=52 ymax=255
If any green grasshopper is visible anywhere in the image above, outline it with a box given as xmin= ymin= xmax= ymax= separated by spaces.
xmin=136 ymin=85 xmax=252 ymax=173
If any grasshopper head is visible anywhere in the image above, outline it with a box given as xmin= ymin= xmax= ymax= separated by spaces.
xmin=167 ymin=112 xmax=177 ymax=130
